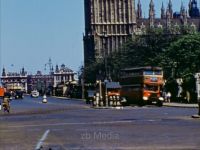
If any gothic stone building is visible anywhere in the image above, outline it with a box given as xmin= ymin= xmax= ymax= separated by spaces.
xmin=84 ymin=0 xmax=200 ymax=66
xmin=84 ymin=0 xmax=136 ymax=65
xmin=135 ymin=0 xmax=200 ymax=35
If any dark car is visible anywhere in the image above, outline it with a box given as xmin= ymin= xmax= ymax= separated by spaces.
xmin=14 ymin=90 xmax=24 ymax=99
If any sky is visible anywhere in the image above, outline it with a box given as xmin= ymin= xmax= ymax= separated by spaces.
xmin=0 ymin=0 xmax=194 ymax=75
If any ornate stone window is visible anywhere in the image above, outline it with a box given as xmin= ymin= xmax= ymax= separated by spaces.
xmin=157 ymin=22 xmax=163 ymax=28
xmin=190 ymin=22 xmax=197 ymax=31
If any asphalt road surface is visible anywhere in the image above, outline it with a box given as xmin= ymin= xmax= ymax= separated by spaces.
xmin=0 ymin=96 xmax=200 ymax=150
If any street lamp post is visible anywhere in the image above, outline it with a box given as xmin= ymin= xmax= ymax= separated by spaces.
xmin=103 ymin=31 xmax=109 ymax=107
xmin=103 ymin=31 xmax=108 ymax=80
xmin=193 ymin=73 xmax=200 ymax=118
xmin=95 ymin=80 xmax=102 ymax=108
xmin=172 ymin=62 xmax=177 ymax=78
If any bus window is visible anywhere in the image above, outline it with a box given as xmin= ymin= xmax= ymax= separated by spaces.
xmin=144 ymin=71 xmax=153 ymax=75
xmin=154 ymin=71 xmax=162 ymax=75
xmin=144 ymin=70 xmax=162 ymax=75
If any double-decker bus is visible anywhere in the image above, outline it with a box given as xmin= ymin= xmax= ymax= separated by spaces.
xmin=120 ymin=66 xmax=164 ymax=106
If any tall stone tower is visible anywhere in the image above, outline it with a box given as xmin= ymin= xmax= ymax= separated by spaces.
xmin=84 ymin=0 xmax=136 ymax=66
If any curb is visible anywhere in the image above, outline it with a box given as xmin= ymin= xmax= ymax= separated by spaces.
xmin=191 ymin=115 xmax=200 ymax=119
xmin=51 ymin=96 xmax=70 ymax=100
xmin=51 ymin=96 xmax=85 ymax=101
xmin=91 ymin=106 xmax=124 ymax=110
xmin=163 ymin=103 xmax=198 ymax=108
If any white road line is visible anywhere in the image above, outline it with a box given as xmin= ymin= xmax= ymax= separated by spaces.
xmin=35 ymin=129 xmax=50 ymax=150
xmin=7 ymin=120 xmax=133 ymax=128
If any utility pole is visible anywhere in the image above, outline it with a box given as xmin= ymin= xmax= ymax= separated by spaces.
xmin=193 ymin=73 xmax=200 ymax=118
xmin=103 ymin=31 xmax=108 ymax=80
xmin=103 ymin=31 xmax=108 ymax=107
xmin=81 ymin=67 xmax=85 ymax=99
xmin=172 ymin=62 xmax=177 ymax=79
xmin=44 ymin=58 xmax=53 ymax=95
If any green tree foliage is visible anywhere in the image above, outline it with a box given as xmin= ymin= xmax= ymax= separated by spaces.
xmin=108 ymin=29 xmax=178 ymax=80
xmin=162 ymin=33 xmax=200 ymax=102
xmin=163 ymin=33 xmax=200 ymax=78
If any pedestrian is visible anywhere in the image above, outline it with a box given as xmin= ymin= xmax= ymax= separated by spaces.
xmin=162 ymin=91 xmax=166 ymax=101
xmin=166 ymin=92 xmax=171 ymax=103
xmin=2 ymin=92 xmax=11 ymax=113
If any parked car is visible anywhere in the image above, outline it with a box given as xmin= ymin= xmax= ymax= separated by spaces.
xmin=31 ymin=90 xmax=39 ymax=98
xmin=14 ymin=90 xmax=24 ymax=99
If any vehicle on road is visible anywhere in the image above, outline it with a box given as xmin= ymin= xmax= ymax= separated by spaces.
xmin=120 ymin=66 xmax=164 ymax=106
xmin=14 ymin=90 xmax=24 ymax=99
xmin=86 ymin=90 xmax=95 ymax=104
xmin=0 ymin=87 xmax=5 ymax=98
xmin=31 ymin=90 xmax=39 ymax=98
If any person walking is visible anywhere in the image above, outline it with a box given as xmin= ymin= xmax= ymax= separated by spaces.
xmin=2 ymin=92 xmax=11 ymax=113
xmin=166 ymin=92 xmax=171 ymax=103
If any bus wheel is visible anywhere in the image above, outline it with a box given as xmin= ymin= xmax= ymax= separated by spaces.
xmin=156 ymin=101 xmax=163 ymax=107
xmin=121 ymin=102 xmax=128 ymax=106
xmin=138 ymin=100 xmax=146 ymax=106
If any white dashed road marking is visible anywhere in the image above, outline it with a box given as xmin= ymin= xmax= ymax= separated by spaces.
xmin=35 ymin=129 xmax=50 ymax=150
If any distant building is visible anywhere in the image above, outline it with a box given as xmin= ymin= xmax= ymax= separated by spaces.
xmin=0 ymin=64 xmax=77 ymax=96
xmin=1 ymin=67 xmax=28 ymax=92
xmin=53 ymin=64 xmax=76 ymax=86
xmin=27 ymin=71 xmax=54 ymax=94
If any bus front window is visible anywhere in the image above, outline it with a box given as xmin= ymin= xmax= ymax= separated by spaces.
xmin=144 ymin=84 xmax=158 ymax=92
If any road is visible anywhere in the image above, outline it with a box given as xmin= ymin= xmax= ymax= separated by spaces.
xmin=0 ymin=96 xmax=200 ymax=150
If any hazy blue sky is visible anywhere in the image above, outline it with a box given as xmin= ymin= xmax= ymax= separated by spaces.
xmin=0 ymin=0 xmax=193 ymax=74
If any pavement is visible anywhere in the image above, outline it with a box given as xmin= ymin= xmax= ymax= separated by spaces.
xmin=163 ymin=102 xmax=200 ymax=119
xmin=163 ymin=102 xmax=199 ymax=108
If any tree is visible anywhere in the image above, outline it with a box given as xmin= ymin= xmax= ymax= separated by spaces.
xmin=163 ymin=33 xmax=200 ymax=102
xmin=108 ymin=28 xmax=178 ymax=80
xmin=163 ymin=33 xmax=200 ymax=78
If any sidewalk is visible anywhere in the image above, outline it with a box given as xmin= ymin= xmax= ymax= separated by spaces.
xmin=163 ymin=102 xmax=198 ymax=108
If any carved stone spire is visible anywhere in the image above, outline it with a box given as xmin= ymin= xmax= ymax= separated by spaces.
xmin=137 ymin=0 xmax=142 ymax=19
xmin=21 ymin=67 xmax=26 ymax=76
xmin=183 ymin=9 xmax=188 ymax=26
xmin=189 ymin=0 xmax=200 ymax=18
xmin=149 ymin=0 xmax=155 ymax=27
xmin=2 ymin=67 xmax=6 ymax=76
xmin=180 ymin=1 xmax=185 ymax=17
xmin=166 ymin=8 xmax=171 ymax=28
xmin=168 ymin=0 xmax=173 ymax=18
xmin=189 ymin=0 xmax=192 ymax=11
xmin=55 ymin=65 xmax=59 ymax=73
xmin=161 ymin=2 xmax=166 ymax=19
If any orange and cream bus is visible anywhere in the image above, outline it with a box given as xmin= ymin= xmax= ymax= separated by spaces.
xmin=120 ymin=66 xmax=164 ymax=106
